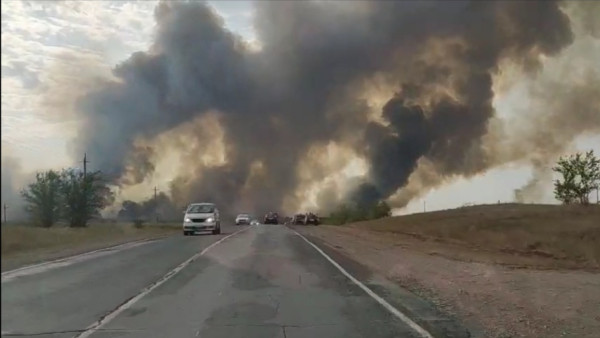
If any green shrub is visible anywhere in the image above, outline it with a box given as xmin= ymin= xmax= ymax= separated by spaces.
xmin=326 ymin=201 xmax=391 ymax=225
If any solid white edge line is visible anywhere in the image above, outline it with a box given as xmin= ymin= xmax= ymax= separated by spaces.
xmin=74 ymin=225 xmax=254 ymax=338
xmin=292 ymin=229 xmax=435 ymax=338
xmin=2 ymin=237 xmax=167 ymax=278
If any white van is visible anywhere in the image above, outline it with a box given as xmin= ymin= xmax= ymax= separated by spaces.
xmin=182 ymin=203 xmax=221 ymax=236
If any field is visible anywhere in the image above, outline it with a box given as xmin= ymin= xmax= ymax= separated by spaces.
xmin=348 ymin=203 xmax=600 ymax=269
xmin=1 ymin=223 xmax=180 ymax=272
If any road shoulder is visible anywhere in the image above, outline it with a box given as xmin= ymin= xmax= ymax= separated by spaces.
xmin=291 ymin=226 xmax=471 ymax=338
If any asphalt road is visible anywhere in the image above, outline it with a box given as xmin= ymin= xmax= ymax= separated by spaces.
xmin=2 ymin=224 xmax=460 ymax=338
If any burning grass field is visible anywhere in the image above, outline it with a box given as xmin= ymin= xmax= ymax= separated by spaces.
xmin=1 ymin=222 xmax=180 ymax=272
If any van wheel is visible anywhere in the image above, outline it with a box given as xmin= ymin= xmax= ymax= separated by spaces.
xmin=183 ymin=231 xmax=189 ymax=236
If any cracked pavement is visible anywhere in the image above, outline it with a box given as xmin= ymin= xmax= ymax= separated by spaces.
xmin=3 ymin=225 xmax=430 ymax=337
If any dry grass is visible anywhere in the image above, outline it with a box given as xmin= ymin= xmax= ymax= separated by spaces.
xmin=347 ymin=203 xmax=600 ymax=269
xmin=1 ymin=223 xmax=180 ymax=271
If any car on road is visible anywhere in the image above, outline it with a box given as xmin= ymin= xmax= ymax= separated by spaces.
xmin=235 ymin=213 xmax=251 ymax=225
xmin=250 ymin=219 xmax=260 ymax=226
xmin=264 ymin=212 xmax=279 ymax=224
xmin=292 ymin=213 xmax=307 ymax=225
xmin=305 ymin=212 xmax=320 ymax=225
xmin=183 ymin=203 xmax=221 ymax=235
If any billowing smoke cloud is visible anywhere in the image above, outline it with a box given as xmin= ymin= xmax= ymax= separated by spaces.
xmin=68 ymin=0 xmax=599 ymax=215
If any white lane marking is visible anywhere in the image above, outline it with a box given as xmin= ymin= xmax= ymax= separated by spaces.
xmin=292 ymin=229 xmax=435 ymax=338
xmin=74 ymin=226 xmax=254 ymax=338
xmin=1 ymin=238 xmax=164 ymax=283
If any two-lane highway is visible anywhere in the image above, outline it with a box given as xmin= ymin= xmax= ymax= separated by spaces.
xmin=2 ymin=224 xmax=439 ymax=338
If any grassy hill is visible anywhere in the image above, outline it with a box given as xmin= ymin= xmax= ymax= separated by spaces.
xmin=343 ymin=203 xmax=600 ymax=269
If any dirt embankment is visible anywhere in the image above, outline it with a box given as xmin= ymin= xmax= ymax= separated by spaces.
xmin=1 ymin=223 xmax=180 ymax=272
xmin=296 ymin=204 xmax=600 ymax=338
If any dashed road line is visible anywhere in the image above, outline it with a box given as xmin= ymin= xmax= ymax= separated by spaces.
xmin=74 ymin=226 xmax=254 ymax=338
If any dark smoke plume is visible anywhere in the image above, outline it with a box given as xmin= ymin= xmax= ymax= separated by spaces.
xmin=69 ymin=0 xmax=598 ymax=214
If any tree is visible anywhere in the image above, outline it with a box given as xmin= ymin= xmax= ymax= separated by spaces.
xmin=371 ymin=200 xmax=392 ymax=219
xmin=328 ymin=203 xmax=350 ymax=225
xmin=328 ymin=200 xmax=392 ymax=225
xmin=117 ymin=200 xmax=142 ymax=221
xmin=553 ymin=150 xmax=600 ymax=205
xmin=60 ymin=169 xmax=114 ymax=227
xmin=21 ymin=170 xmax=62 ymax=227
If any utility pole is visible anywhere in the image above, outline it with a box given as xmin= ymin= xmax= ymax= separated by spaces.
xmin=3 ymin=204 xmax=7 ymax=224
xmin=83 ymin=153 xmax=89 ymax=178
xmin=82 ymin=153 xmax=91 ymax=226
xmin=423 ymin=200 xmax=426 ymax=213
xmin=154 ymin=187 xmax=158 ymax=223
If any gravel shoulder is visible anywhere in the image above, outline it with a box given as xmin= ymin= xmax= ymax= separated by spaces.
xmin=295 ymin=224 xmax=600 ymax=338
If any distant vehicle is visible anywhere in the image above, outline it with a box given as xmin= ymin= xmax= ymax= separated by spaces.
xmin=183 ymin=203 xmax=221 ymax=236
xmin=293 ymin=213 xmax=306 ymax=225
xmin=283 ymin=216 xmax=292 ymax=225
xmin=264 ymin=212 xmax=279 ymax=224
xmin=305 ymin=213 xmax=320 ymax=225
xmin=235 ymin=213 xmax=251 ymax=225
xmin=250 ymin=219 xmax=260 ymax=226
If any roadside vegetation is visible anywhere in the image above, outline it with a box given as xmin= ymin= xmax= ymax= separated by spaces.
xmin=21 ymin=168 xmax=114 ymax=227
xmin=1 ymin=223 xmax=180 ymax=271
xmin=3 ymin=167 xmax=180 ymax=271
xmin=324 ymin=201 xmax=391 ymax=225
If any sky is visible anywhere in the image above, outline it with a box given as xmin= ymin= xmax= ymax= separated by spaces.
xmin=2 ymin=0 xmax=599 ymax=215
xmin=2 ymin=0 xmax=256 ymax=170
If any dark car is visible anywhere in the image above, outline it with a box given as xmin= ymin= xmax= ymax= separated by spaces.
xmin=264 ymin=212 xmax=279 ymax=224
xmin=293 ymin=213 xmax=307 ymax=225
xmin=305 ymin=213 xmax=320 ymax=225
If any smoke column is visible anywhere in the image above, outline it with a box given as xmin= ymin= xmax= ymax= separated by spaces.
xmin=66 ymin=0 xmax=599 ymax=216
